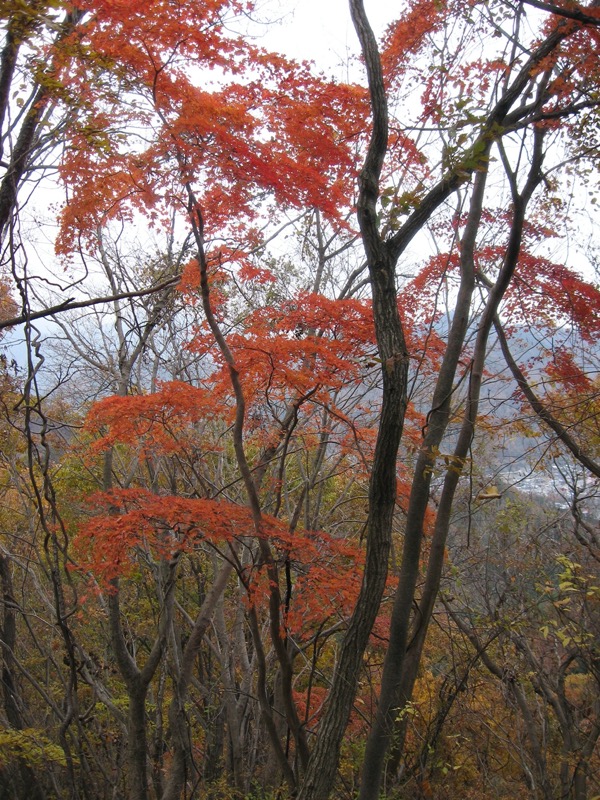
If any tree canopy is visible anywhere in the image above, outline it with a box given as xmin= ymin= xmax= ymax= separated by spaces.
xmin=0 ymin=1 xmax=599 ymax=799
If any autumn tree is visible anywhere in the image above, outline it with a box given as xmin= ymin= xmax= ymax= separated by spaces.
xmin=301 ymin=2 xmax=600 ymax=798
xmin=1 ymin=1 xmax=600 ymax=799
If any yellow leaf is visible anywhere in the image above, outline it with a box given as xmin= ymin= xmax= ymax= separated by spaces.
xmin=477 ymin=485 xmax=501 ymax=500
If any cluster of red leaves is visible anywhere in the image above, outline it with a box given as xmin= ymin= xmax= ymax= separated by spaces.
xmin=503 ymin=253 xmax=600 ymax=342
xmin=74 ymin=485 xmax=366 ymax=625
xmin=53 ymin=0 xmax=366 ymax=255
xmin=188 ymin=291 xmax=378 ymax=411
xmin=281 ymin=529 xmax=364 ymax=639
xmin=538 ymin=5 xmax=600 ymax=112
xmin=178 ymin=249 xmax=276 ymax=305
xmin=293 ymin=686 xmax=329 ymax=729
xmin=545 ymin=347 xmax=594 ymax=393
xmin=419 ymin=209 xmax=599 ymax=345
xmin=400 ymin=252 xmax=460 ymax=323
xmin=239 ymin=523 xmax=364 ymax=637
xmin=397 ymin=255 xmax=462 ymax=378
xmin=381 ymin=0 xmax=449 ymax=80
xmin=85 ymin=381 xmax=220 ymax=456
xmin=73 ymin=487 xmax=263 ymax=584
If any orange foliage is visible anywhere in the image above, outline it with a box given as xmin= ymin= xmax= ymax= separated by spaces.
xmin=545 ymin=347 xmax=594 ymax=392
xmin=381 ymin=0 xmax=449 ymax=78
xmin=74 ymin=483 xmax=366 ymax=633
xmin=283 ymin=529 xmax=364 ymax=638
xmin=187 ymin=291 xmax=377 ymax=410
xmin=73 ymin=488 xmax=260 ymax=583
xmin=54 ymin=1 xmax=366 ymax=254
xmin=86 ymin=381 xmax=219 ymax=455
xmin=505 ymin=254 xmax=600 ymax=340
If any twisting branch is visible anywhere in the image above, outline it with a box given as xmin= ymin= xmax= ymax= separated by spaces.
xmin=0 ymin=275 xmax=181 ymax=331
xmin=493 ymin=316 xmax=600 ymax=479
xmin=298 ymin=3 xmax=409 ymax=799
xmin=184 ymin=180 xmax=309 ymax=785
xmin=521 ymin=0 xmax=600 ymax=25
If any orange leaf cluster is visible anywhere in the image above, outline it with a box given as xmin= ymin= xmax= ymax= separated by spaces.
xmin=545 ymin=347 xmax=594 ymax=393
xmin=278 ymin=529 xmax=364 ymax=638
xmin=86 ymin=381 xmax=219 ymax=455
xmin=74 ymin=488 xmax=270 ymax=584
xmin=189 ymin=291 xmax=377 ymax=411
xmin=505 ymin=253 xmax=600 ymax=341
xmin=53 ymin=1 xmax=366 ymax=254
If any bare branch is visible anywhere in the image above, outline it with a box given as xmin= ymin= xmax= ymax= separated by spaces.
xmin=0 ymin=275 xmax=180 ymax=331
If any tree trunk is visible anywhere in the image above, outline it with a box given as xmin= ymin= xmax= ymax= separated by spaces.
xmin=297 ymin=7 xmax=408 ymax=798
xmin=0 ymin=553 xmax=46 ymax=800
xmin=161 ymin=557 xmax=236 ymax=800
xmin=360 ymin=129 xmax=546 ymax=800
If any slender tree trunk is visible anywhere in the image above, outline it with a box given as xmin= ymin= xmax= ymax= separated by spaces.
xmin=359 ymin=129 xmax=546 ymax=800
xmin=364 ymin=161 xmax=489 ymax=792
xmin=161 ymin=557 xmax=236 ymax=800
xmin=297 ymin=6 xmax=408 ymax=798
xmin=0 ymin=554 xmax=46 ymax=800
xmin=0 ymin=10 xmax=85 ymax=244
xmin=305 ymin=7 xmax=560 ymax=795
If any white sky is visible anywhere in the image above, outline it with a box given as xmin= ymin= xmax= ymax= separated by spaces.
xmin=253 ymin=1 xmax=392 ymax=74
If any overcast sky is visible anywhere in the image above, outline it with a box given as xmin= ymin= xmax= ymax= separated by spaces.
xmin=255 ymin=0 xmax=392 ymax=74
